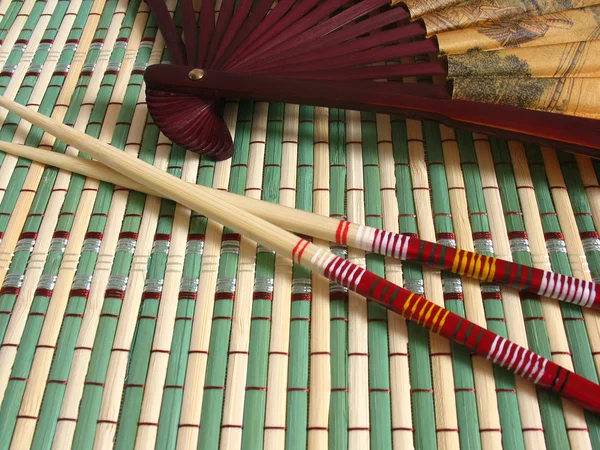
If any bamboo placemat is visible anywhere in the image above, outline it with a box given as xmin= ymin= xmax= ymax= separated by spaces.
xmin=0 ymin=0 xmax=599 ymax=449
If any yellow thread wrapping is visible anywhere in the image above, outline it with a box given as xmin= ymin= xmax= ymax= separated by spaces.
xmin=487 ymin=259 xmax=497 ymax=282
xmin=410 ymin=297 xmax=423 ymax=321
xmin=451 ymin=249 xmax=461 ymax=273
xmin=437 ymin=310 xmax=451 ymax=334
xmin=480 ymin=256 xmax=491 ymax=282
xmin=402 ymin=293 xmax=414 ymax=316
xmin=417 ymin=301 xmax=429 ymax=325
xmin=466 ymin=253 xmax=477 ymax=278
xmin=423 ymin=302 xmax=437 ymax=327
xmin=473 ymin=254 xmax=483 ymax=279
xmin=459 ymin=251 xmax=469 ymax=275
xmin=431 ymin=307 xmax=443 ymax=331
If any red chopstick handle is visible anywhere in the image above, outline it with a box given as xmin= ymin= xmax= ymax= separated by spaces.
xmin=336 ymin=221 xmax=600 ymax=309
xmin=319 ymin=252 xmax=600 ymax=415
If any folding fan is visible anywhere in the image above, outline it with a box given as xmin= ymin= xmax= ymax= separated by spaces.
xmin=143 ymin=0 xmax=600 ymax=160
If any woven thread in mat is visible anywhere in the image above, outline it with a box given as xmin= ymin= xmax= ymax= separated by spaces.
xmin=0 ymin=0 xmax=599 ymax=449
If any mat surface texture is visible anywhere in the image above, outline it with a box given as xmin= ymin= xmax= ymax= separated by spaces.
xmin=0 ymin=0 xmax=599 ymax=449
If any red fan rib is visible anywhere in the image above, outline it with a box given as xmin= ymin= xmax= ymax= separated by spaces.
xmin=239 ymin=7 xmax=413 ymax=71
xmin=144 ymin=0 xmax=186 ymax=65
xmin=237 ymin=0 xmax=392 ymax=69
xmin=248 ymin=23 xmax=430 ymax=73
xmin=180 ymin=0 xmax=198 ymax=65
xmin=223 ymin=0 xmax=318 ymax=69
xmin=196 ymin=0 xmax=215 ymax=66
xmin=211 ymin=0 xmax=281 ymax=69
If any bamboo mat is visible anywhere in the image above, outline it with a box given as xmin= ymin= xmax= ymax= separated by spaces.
xmin=0 ymin=0 xmax=599 ymax=449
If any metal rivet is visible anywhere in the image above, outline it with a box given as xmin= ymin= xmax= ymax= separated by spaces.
xmin=188 ymin=68 xmax=205 ymax=80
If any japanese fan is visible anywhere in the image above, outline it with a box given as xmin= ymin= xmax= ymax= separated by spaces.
xmin=143 ymin=0 xmax=600 ymax=160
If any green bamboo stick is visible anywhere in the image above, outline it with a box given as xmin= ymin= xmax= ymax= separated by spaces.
xmin=362 ymin=111 xmax=393 ymax=450
xmin=285 ymin=104 xmax=314 ymax=450
xmin=390 ymin=116 xmax=438 ymax=450
xmin=327 ymin=107 xmax=349 ymax=450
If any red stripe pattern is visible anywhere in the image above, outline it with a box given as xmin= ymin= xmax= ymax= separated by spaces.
xmin=315 ymin=250 xmax=600 ymax=415
xmin=337 ymin=223 xmax=600 ymax=310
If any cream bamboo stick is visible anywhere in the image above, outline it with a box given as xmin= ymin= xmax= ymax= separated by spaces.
xmin=345 ymin=109 xmax=370 ymax=450
xmin=541 ymin=149 xmax=600 ymax=374
xmin=0 ymin=0 xmax=59 ymax=201
xmin=134 ymin=149 xmax=200 ymax=449
xmin=218 ymin=101 xmax=269 ymax=450
xmin=406 ymin=119 xmax=459 ymax=450
xmin=0 ymin=0 xmax=105 ymax=407
xmin=576 ymin=154 xmax=600 ymax=270
xmin=263 ymin=102 xmax=298 ymax=448
xmin=473 ymin=134 xmax=548 ymax=448
xmin=8 ymin=4 xmax=139 ymax=445
xmin=0 ymin=0 xmax=36 ymax=65
xmin=441 ymin=126 xmax=546 ymax=450
xmin=437 ymin=126 xmax=503 ymax=450
xmin=175 ymin=105 xmax=236 ymax=449
xmin=3 ymin=90 xmax=600 ymax=416
xmin=376 ymin=113 xmax=413 ymax=450
xmin=308 ymin=105 xmax=331 ymax=450
xmin=509 ymin=142 xmax=592 ymax=450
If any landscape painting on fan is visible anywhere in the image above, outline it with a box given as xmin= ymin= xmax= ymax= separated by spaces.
xmin=400 ymin=0 xmax=600 ymax=118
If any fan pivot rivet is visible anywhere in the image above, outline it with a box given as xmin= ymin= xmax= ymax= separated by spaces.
xmin=188 ymin=69 xmax=205 ymax=80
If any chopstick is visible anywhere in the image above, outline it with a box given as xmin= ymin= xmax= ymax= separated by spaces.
xmin=1 ymin=140 xmax=599 ymax=311
xmin=1 ymin=96 xmax=599 ymax=415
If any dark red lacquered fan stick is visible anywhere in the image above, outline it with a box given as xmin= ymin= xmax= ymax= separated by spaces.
xmin=144 ymin=66 xmax=600 ymax=157
xmin=274 ymin=61 xmax=447 ymax=80
xmin=195 ymin=0 xmax=215 ymax=66
xmin=211 ymin=0 xmax=275 ymax=69
xmin=245 ymin=19 xmax=425 ymax=73
xmin=232 ymin=0 xmax=391 ymax=70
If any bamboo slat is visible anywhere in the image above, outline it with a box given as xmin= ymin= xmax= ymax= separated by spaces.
xmin=263 ymin=102 xmax=298 ymax=448
xmin=345 ymin=109 xmax=370 ymax=449
xmin=0 ymin=1 xmax=600 ymax=449
xmin=308 ymin=105 xmax=331 ymax=449
xmin=376 ymin=113 xmax=413 ymax=450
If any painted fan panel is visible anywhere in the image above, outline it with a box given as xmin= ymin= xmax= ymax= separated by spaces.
xmin=143 ymin=0 xmax=600 ymax=159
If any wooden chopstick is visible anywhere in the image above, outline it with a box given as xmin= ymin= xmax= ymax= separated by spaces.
xmin=1 ymin=139 xmax=599 ymax=312
xmin=1 ymin=95 xmax=599 ymax=415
